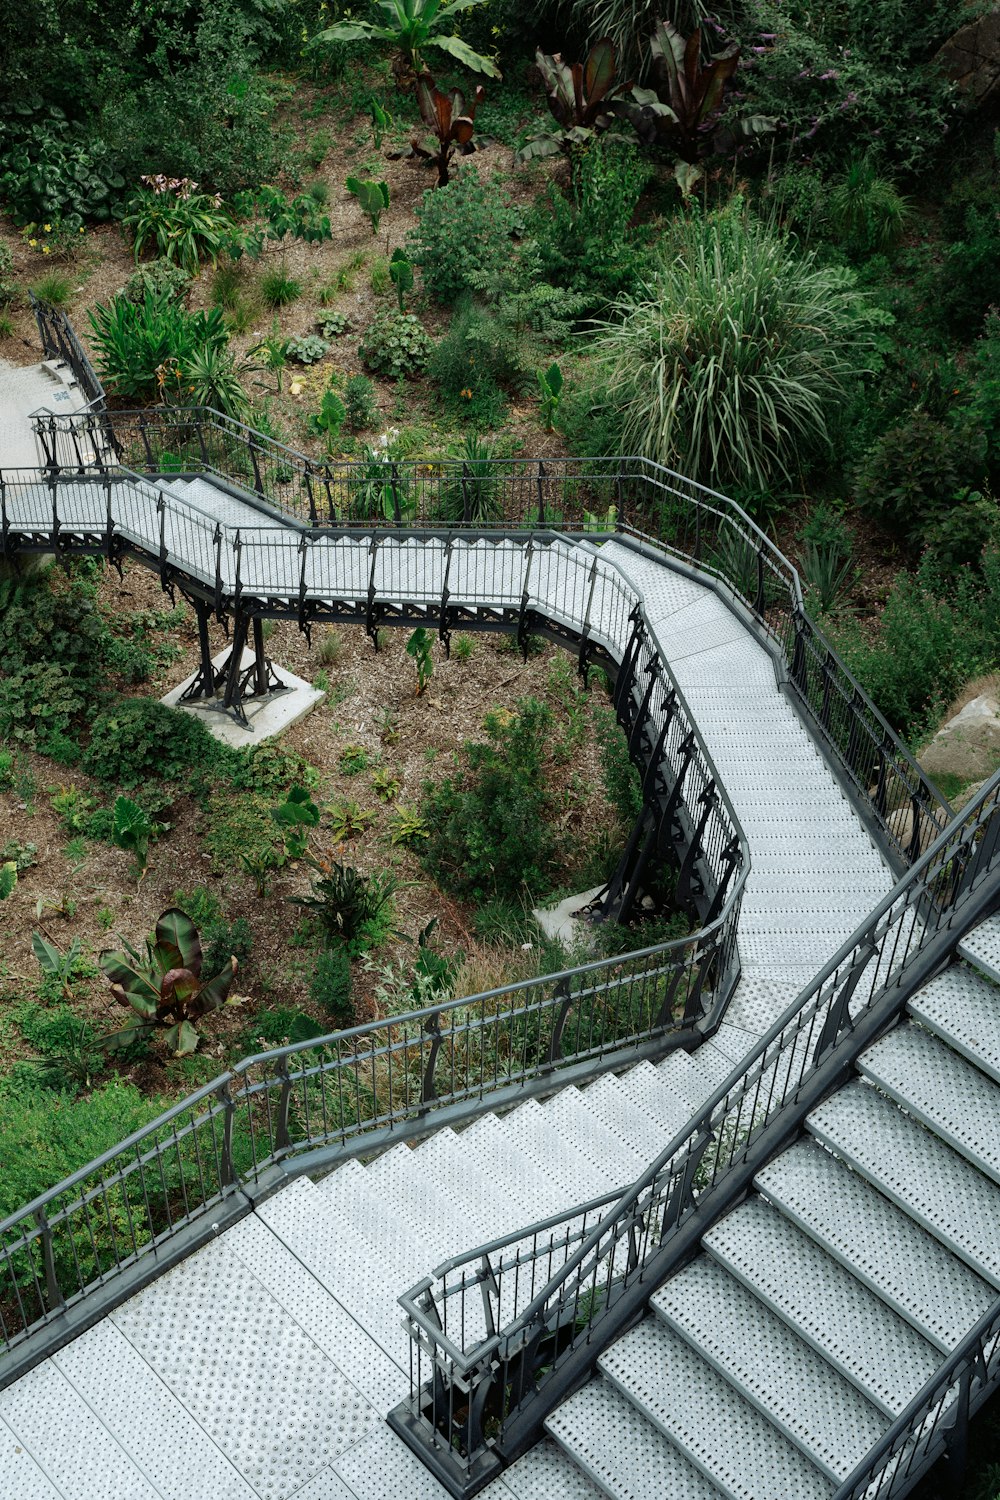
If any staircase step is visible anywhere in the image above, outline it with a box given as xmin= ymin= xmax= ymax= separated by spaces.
xmin=458 ymin=1111 xmax=579 ymax=1208
xmin=576 ymin=1073 xmax=676 ymax=1163
xmin=318 ymin=1158 xmax=436 ymax=1279
xmin=599 ymin=1319 xmax=832 ymax=1500
xmin=859 ymin=1023 xmax=1000 ymax=1185
xmin=362 ymin=1143 xmax=494 ymax=1254
xmin=704 ymin=1197 xmax=939 ymax=1415
xmin=543 ymin=1087 xmax=650 ymax=1181
xmin=756 ymin=1141 xmax=995 ymax=1353
xmin=959 ymin=914 xmax=1000 ymax=985
xmin=488 ymin=1098 xmax=621 ymax=1203
xmin=413 ymin=1125 xmax=557 ymax=1233
xmin=807 ymin=1082 xmax=1000 ymax=1288
xmin=655 ymin=1052 xmax=715 ymax=1116
xmin=909 ymin=965 xmax=1000 ymax=1085
xmin=502 ymin=1436 xmax=608 ymax=1500
xmin=546 ymin=1380 xmax=726 ymax=1500
xmin=614 ymin=1059 xmax=702 ymax=1138
xmin=651 ymin=1256 xmax=886 ymax=1481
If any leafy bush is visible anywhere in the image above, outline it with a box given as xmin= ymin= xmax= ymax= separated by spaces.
xmin=425 ymin=295 xmax=510 ymax=425
xmin=123 ymin=180 xmax=233 ymax=275
xmin=853 ymin=410 xmax=987 ymax=552
xmin=0 ymin=237 xmax=15 ymax=305
xmin=0 ymin=564 xmax=104 ymax=753
xmin=596 ymin=203 xmax=882 ymax=498
xmin=124 ymin=258 xmax=191 ymax=304
xmin=406 ymin=168 xmax=520 ymax=304
xmin=824 ymin=156 xmax=910 ymax=259
xmin=344 ymin=374 xmax=377 ymax=430
xmin=87 ymin=289 xmax=229 ymax=403
xmin=360 ymin=310 xmax=432 ymax=379
xmin=0 ymin=114 xmax=125 ymax=224
xmin=421 ymin=698 xmax=557 ymax=900
xmin=287 ymin=333 xmax=331 ymax=364
xmin=593 ymin=706 xmax=642 ymax=827
xmin=259 ymin=264 xmax=303 ymax=308
xmin=309 ymin=947 xmax=354 ymax=1024
xmin=81 ymin=697 xmax=233 ymax=789
xmin=290 ymin=863 xmax=400 ymax=951
xmin=936 ymin=202 xmax=1000 ymax=340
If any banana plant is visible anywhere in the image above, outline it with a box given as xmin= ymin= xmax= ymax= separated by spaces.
xmin=409 ymin=73 xmax=484 ymax=186
xmin=620 ymin=22 xmax=774 ymax=168
xmin=100 ymin=908 xmax=243 ymax=1057
xmin=346 ymin=176 xmax=390 ymax=234
xmin=516 ymin=39 xmax=633 ymax=162
xmin=389 ymin=248 xmax=414 ymax=310
xmin=314 ymin=0 xmax=501 ymax=82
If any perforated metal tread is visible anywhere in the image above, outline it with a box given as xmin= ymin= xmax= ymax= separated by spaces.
xmin=318 ymin=1158 xmax=439 ymax=1280
xmin=485 ymin=1097 xmax=618 ymax=1203
xmin=807 ymin=1082 xmax=1000 ymax=1288
xmin=0 ymin=1415 xmax=63 ymax=1500
xmin=959 ymin=914 xmax=1000 ymax=984
xmin=546 ymin=1380 xmax=726 ymax=1500
xmin=703 ymin=1197 xmax=939 ymax=1415
xmin=574 ymin=1072 xmax=676 ymax=1162
xmin=502 ymin=1435 xmax=608 ymax=1500
xmin=756 ymin=1140 xmax=995 ymax=1352
xmin=651 ymin=1255 xmax=886 ymax=1480
xmin=599 ymin=1318 xmax=832 ymax=1500
xmin=413 ymin=1124 xmax=560 ymax=1231
xmin=655 ymin=1051 xmax=715 ymax=1115
xmin=362 ymin=1142 xmax=496 ymax=1259
xmin=613 ymin=1058 xmax=700 ymax=1138
xmin=909 ymin=964 xmax=1000 ymax=1085
xmin=543 ymin=1085 xmax=650 ymax=1178
xmin=859 ymin=1022 xmax=1000 ymax=1185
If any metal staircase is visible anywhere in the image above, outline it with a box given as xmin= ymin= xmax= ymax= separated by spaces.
xmin=547 ymin=924 xmax=1000 ymax=1500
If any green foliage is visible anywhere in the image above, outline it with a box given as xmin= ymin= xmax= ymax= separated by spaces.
xmin=0 ymin=861 xmax=16 ymax=901
xmin=202 ymin=917 xmax=253 ymax=979
xmin=87 ymin=289 xmax=231 ymax=405
xmin=328 ymin=800 xmax=376 ymax=842
xmin=344 ymin=374 xmax=378 ymax=431
xmin=406 ymin=168 xmax=520 ymax=305
xmin=538 ymin=362 xmax=564 ymax=430
xmin=31 ymin=933 xmax=84 ymax=999
xmin=290 ymin=862 xmax=400 ymax=951
xmin=259 ymin=264 xmax=303 ymax=309
xmin=852 ymin=410 xmax=986 ymax=554
xmin=593 ymin=705 xmax=642 ymax=827
xmin=421 ymin=697 xmax=556 ymax=900
xmin=405 ymin=627 xmax=434 ymax=694
xmin=307 ymin=389 xmax=348 ymax=453
xmin=272 ymin=784 xmax=321 ymax=858
xmin=425 ymin=295 xmax=512 ymax=424
xmin=309 ymin=946 xmax=354 ymax=1024
xmin=82 ymin=698 xmax=233 ymax=790
xmin=0 ymin=237 xmax=15 ymax=305
xmin=798 ymin=502 xmax=856 ymax=616
xmin=124 ymin=258 xmax=191 ymax=305
xmin=597 ymin=203 xmax=883 ymax=499
xmin=233 ymin=184 xmax=334 ymax=256
xmin=0 ymin=115 xmax=124 ymax=224
xmin=936 ymin=200 xmax=1000 ymax=340
xmin=30 ymin=271 xmax=73 ymax=307
xmin=18 ymin=1005 xmax=108 ymax=1092
xmin=319 ymin=312 xmax=351 ymax=338
xmin=369 ymin=97 xmax=394 ymax=151
xmin=389 ymin=248 xmax=413 ymax=312
xmin=287 ymin=333 xmax=331 ymax=365
xmin=111 ymin=794 xmax=165 ymax=877
xmin=250 ymin=322 xmax=292 ymax=391
xmin=124 ymin=182 xmax=233 ymax=275
xmin=824 ymin=156 xmax=910 ymax=258
xmin=389 ymin=804 xmax=430 ymax=847
xmin=314 ymin=0 xmax=501 ymax=79
xmin=338 ymin=744 xmax=371 ymax=776
xmin=436 ymin=432 xmax=505 ymax=523
xmin=346 ymin=175 xmax=390 ymax=234
xmin=360 ymin=308 xmax=432 ymax=379
xmin=100 ymin=908 xmax=243 ymax=1057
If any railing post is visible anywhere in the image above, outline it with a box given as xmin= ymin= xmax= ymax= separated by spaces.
xmin=304 ymin=462 xmax=317 ymax=526
xmin=390 ymin=463 xmax=403 ymax=527
xmin=535 ymin=460 xmax=546 ymax=527
xmin=248 ymin=433 xmax=264 ymax=497
xmin=217 ymin=1079 xmax=238 ymax=1187
xmin=544 ymin=979 xmax=574 ymax=1070
xmin=754 ymin=548 xmax=766 ymax=617
xmin=461 ymin=461 xmax=472 ymax=526
xmin=0 ymin=473 xmax=8 ymax=559
xmin=274 ymin=1058 xmax=294 ymax=1153
xmin=420 ymin=1011 xmax=442 ymax=1111
xmin=33 ymin=1207 xmax=65 ymax=1313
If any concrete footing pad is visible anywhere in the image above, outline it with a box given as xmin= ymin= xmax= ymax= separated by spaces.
xmin=533 ymin=884 xmax=606 ymax=946
xmin=161 ymin=648 xmax=325 ymax=748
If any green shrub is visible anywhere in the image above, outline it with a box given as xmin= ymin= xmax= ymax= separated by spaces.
xmin=81 ymin=698 xmax=233 ymax=789
xmin=0 ymin=565 xmax=104 ymax=753
xmin=0 ymin=236 xmax=16 ymax=305
xmin=290 ymin=863 xmax=399 ymax=952
xmin=259 ymin=264 xmax=303 ymax=309
xmin=125 ymin=258 xmax=191 ymax=305
xmin=937 ymin=202 xmax=1000 ymax=340
xmin=425 ymin=296 xmax=510 ymax=425
xmin=124 ymin=183 xmax=234 ymax=275
xmin=853 ymin=410 xmax=987 ymax=552
xmin=596 ymin=203 xmax=882 ymax=499
xmin=593 ymin=706 xmax=642 ymax=827
xmin=406 ymin=168 xmax=519 ymax=304
xmin=824 ymin=156 xmax=910 ymax=258
xmin=87 ymin=289 xmax=230 ymax=404
xmin=421 ymin=697 xmax=557 ymax=900
xmin=309 ymin=947 xmax=354 ymax=1024
xmin=287 ymin=333 xmax=330 ymax=364
xmin=0 ymin=116 xmax=125 ymax=224
xmin=344 ymin=374 xmax=377 ymax=430
xmin=360 ymin=310 xmax=432 ymax=379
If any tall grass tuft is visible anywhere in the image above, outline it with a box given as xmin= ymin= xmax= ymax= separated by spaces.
xmin=595 ymin=202 xmax=881 ymax=498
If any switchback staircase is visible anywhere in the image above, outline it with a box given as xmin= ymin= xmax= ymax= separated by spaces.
xmin=1 ymin=314 xmax=997 ymax=1500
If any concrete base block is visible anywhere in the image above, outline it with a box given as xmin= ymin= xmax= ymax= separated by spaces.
xmin=161 ymin=648 xmax=325 ymax=748
xmin=533 ymin=885 xmax=606 ymax=946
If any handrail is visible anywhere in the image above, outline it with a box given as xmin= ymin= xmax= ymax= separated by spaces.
xmin=31 ymin=406 xmax=952 ymax=868
xmin=29 ymin=295 xmax=105 ymax=412
xmin=0 ymin=465 xmax=748 ymax=1378
xmin=390 ymin=770 xmax=1000 ymax=1494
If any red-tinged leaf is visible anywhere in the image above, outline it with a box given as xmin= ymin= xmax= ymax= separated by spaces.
xmin=188 ymin=958 xmax=238 ymax=1018
xmin=101 ymin=950 xmax=161 ymax=1010
xmin=452 ymin=115 xmax=475 ymax=146
xmin=699 ymin=47 xmax=739 ymax=120
xmin=109 ymin=982 xmax=157 ymax=1018
xmin=155 ymin=908 xmax=202 ymax=976
xmin=163 ymin=1019 xmax=199 ymax=1057
xmin=683 ymin=28 xmax=701 ymax=89
xmin=584 ymin=38 xmax=616 ymax=105
xmin=160 ymin=967 xmax=200 ymax=1011
xmin=416 ymin=73 xmax=440 ymax=132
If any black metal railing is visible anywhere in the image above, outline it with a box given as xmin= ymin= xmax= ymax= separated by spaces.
xmin=29 ymin=295 xmax=105 ymax=411
xmin=29 ymin=406 xmax=951 ymax=869
xmin=390 ymin=771 xmax=1000 ymax=1497
xmin=0 ymin=466 xmax=748 ymax=1379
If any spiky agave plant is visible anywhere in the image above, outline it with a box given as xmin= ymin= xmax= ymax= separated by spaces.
xmin=100 ymin=908 xmax=243 ymax=1057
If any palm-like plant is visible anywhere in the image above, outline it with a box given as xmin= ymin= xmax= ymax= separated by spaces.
xmin=410 ymin=74 xmax=484 ymax=186
xmin=314 ymin=0 xmax=500 ymax=81
xmin=517 ymin=39 xmax=633 ymax=162
xmin=595 ymin=204 xmax=881 ymax=496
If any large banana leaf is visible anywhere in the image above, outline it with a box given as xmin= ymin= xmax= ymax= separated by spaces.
xmin=156 ymin=908 xmax=202 ymax=976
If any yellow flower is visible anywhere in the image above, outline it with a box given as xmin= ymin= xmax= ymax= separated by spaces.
xmin=43 ymin=223 xmax=52 ymax=232
xmin=28 ymin=238 xmax=37 ymax=247
xmin=460 ymin=388 xmax=473 ymax=399
xmin=78 ymin=226 xmax=85 ymax=233
xmin=42 ymin=246 xmax=51 ymax=254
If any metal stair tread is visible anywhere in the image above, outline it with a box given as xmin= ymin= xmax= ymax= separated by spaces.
xmin=599 ymin=1318 xmax=832 ymax=1500
xmin=655 ymin=1052 xmax=714 ymax=1115
xmin=488 ymin=1097 xmax=622 ymax=1203
xmin=458 ymin=1110 xmax=579 ymax=1207
xmin=318 ymin=1158 xmax=437 ymax=1279
xmin=859 ymin=1022 xmax=1000 ymax=1185
xmin=612 ymin=1059 xmax=699 ymax=1138
xmin=651 ymin=1255 xmax=887 ymax=1480
xmin=546 ymin=1381 xmax=727 ymax=1500
xmin=807 ymin=1082 xmax=1000 ymax=1287
xmin=574 ymin=1073 xmax=676 ymax=1163
xmin=362 ymin=1142 xmax=496 ymax=1255
xmin=756 ymin=1140 xmax=995 ymax=1351
xmin=542 ymin=1087 xmax=649 ymax=1179
xmin=703 ymin=1197 xmax=940 ymax=1415
xmin=909 ymin=965 xmax=1000 ymax=1084
xmin=413 ymin=1126 xmax=558 ymax=1232
xmin=959 ymin=914 xmax=1000 ymax=984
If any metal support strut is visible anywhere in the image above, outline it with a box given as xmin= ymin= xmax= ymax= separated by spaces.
xmin=179 ymin=607 xmax=289 ymax=730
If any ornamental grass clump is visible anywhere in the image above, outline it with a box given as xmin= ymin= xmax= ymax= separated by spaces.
xmin=596 ymin=203 xmax=883 ymax=497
